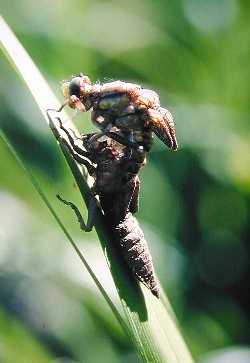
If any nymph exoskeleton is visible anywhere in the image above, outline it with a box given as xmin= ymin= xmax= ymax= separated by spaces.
xmin=60 ymin=74 xmax=178 ymax=152
xmin=55 ymin=118 xmax=160 ymax=298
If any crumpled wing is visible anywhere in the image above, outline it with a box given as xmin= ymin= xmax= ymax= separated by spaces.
xmin=148 ymin=107 xmax=178 ymax=151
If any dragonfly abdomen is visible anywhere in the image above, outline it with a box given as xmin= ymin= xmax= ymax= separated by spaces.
xmin=116 ymin=212 xmax=160 ymax=298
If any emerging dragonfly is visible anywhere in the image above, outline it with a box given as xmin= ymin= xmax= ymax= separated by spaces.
xmin=60 ymin=74 xmax=178 ymax=152
xmin=55 ymin=118 xmax=160 ymax=297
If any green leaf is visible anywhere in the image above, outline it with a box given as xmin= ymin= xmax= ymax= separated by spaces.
xmin=0 ymin=309 xmax=52 ymax=363
xmin=0 ymin=15 xmax=194 ymax=363
xmin=0 ymin=14 xmax=127 ymax=338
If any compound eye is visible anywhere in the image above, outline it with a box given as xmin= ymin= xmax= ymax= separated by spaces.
xmin=69 ymin=77 xmax=82 ymax=97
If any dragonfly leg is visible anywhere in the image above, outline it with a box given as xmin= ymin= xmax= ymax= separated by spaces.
xmin=129 ymin=176 xmax=140 ymax=214
xmin=57 ymin=194 xmax=98 ymax=232
xmin=103 ymin=131 xmax=142 ymax=150
xmin=56 ymin=117 xmax=91 ymax=157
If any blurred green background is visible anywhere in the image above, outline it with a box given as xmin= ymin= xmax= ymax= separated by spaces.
xmin=1 ymin=1 xmax=250 ymax=362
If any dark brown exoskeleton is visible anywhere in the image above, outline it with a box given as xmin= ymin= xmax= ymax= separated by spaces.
xmin=60 ymin=74 xmax=178 ymax=152
xmin=55 ymin=119 xmax=160 ymax=297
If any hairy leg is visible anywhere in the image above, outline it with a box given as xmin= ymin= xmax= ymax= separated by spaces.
xmin=60 ymin=138 xmax=96 ymax=176
xmin=56 ymin=117 xmax=92 ymax=157
xmin=48 ymin=116 xmax=96 ymax=175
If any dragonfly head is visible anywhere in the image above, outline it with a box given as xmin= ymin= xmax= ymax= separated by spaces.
xmin=61 ymin=74 xmax=92 ymax=111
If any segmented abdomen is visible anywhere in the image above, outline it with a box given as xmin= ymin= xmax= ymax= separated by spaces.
xmin=115 ymin=212 xmax=160 ymax=298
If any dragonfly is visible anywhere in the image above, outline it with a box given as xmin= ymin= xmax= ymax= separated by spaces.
xmin=59 ymin=74 xmax=178 ymax=152
xmin=54 ymin=117 xmax=160 ymax=297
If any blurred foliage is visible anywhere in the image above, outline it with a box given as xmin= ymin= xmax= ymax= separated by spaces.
xmin=0 ymin=0 xmax=250 ymax=362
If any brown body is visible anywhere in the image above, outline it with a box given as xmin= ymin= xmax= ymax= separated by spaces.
xmin=55 ymin=75 xmax=179 ymax=298
xmin=62 ymin=75 xmax=178 ymax=151
xmin=58 ymin=123 xmax=160 ymax=297
xmin=83 ymin=134 xmax=160 ymax=297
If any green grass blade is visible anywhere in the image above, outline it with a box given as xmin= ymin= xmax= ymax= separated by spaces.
xmin=0 ymin=15 xmax=128 ymax=336
xmin=0 ymin=15 xmax=194 ymax=362
xmin=0 ymin=129 xmax=128 ymax=338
